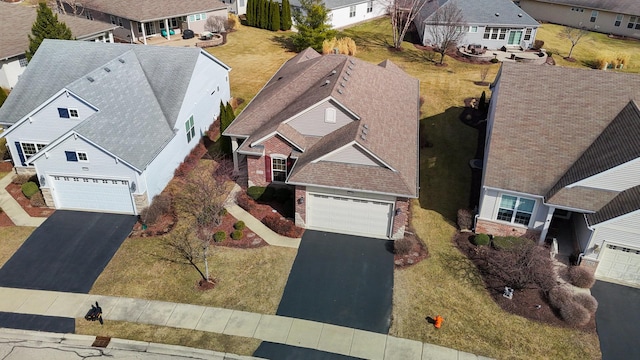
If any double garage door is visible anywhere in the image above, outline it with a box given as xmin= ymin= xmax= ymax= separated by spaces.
xmin=306 ymin=193 xmax=392 ymax=238
xmin=595 ymin=244 xmax=640 ymax=287
xmin=51 ymin=175 xmax=135 ymax=214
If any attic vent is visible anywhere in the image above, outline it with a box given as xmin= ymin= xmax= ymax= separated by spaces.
xmin=104 ymin=67 xmax=111 ymax=72
xmin=118 ymin=58 xmax=125 ymax=63
xmin=87 ymin=76 xmax=94 ymax=82
xmin=325 ymin=108 xmax=336 ymax=123
xmin=337 ymin=89 xmax=343 ymax=94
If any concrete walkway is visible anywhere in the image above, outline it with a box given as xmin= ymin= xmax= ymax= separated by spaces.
xmin=0 ymin=287 xmax=491 ymax=360
xmin=0 ymin=172 xmax=46 ymax=227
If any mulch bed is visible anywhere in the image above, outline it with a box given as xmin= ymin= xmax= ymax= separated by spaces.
xmin=5 ymin=183 xmax=55 ymax=218
xmin=0 ymin=211 xmax=14 ymax=227
xmin=453 ymin=232 xmax=596 ymax=332
xmin=394 ymin=229 xmax=429 ymax=269
xmin=239 ymin=194 xmax=305 ymax=238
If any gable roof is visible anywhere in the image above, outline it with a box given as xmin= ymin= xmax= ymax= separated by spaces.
xmin=225 ymin=49 xmax=420 ymax=198
xmin=0 ymin=39 xmax=229 ymax=170
xmin=83 ymin=0 xmax=226 ymax=22
xmin=485 ymin=63 xmax=640 ymax=212
xmin=420 ymin=0 xmax=538 ymax=27
xmin=525 ymin=0 xmax=640 ymax=15
xmin=586 ymin=185 xmax=640 ymax=226
xmin=0 ymin=2 xmax=118 ymax=60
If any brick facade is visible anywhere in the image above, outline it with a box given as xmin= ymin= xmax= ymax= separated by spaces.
xmin=475 ymin=218 xmax=542 ymax=240
xmin=391 ymin=197 xmax=410 ymax=240
xmin=294 ymin=186 xmax=306 ymax=227
xmin=246 ymin=135 xmax=295 ymax=188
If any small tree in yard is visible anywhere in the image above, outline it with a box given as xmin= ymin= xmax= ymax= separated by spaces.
xmin=270 ymin=1 xmax=281 ymax=32
xmin=26 ymin=3 xmax=73 ymax=61
xmin=281 ymin=0 xmax=292 ymax=30
xmin=559 ymin=26 xmax=588 ymax=59
xmin=426 ymin=1 xmax=467 ymax=64
xmin=205 ymin=16 xmax=230 ymax=33
xmin=291 ymin=0 xmax=336 ymax=52
xmin=388 ymin=0 xmax=428 ymax=49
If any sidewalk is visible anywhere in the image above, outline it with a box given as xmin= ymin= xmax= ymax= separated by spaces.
xmin=0 ymin=287 xmax=491 ymax=360
xmin=0 ymin=172 xmax=46 ymax=227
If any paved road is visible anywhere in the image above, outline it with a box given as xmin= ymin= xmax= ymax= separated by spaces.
xmin=276 ymin=231 xmax=394 ymax=334
xmin=591 ymin=281 xmax=640 ymax=360
xmin=0 ymin=211 xmax=136 ymax=293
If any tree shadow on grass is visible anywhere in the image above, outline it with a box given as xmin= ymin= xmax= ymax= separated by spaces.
xmin=271 ymin=34 xmax=296 ymax=52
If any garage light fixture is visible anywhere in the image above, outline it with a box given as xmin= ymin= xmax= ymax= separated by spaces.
xmin=39 ymin=175 xmax=45 ymax=186
xmin=130 ymin=181 xmax=136 ymax=193
xmin=297 ymin=197 xmax=304 ymax=205
xmin=395 ymin=208 xmax=402 ymax=216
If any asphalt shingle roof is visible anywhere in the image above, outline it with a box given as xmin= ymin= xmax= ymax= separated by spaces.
xmin=225 ymin=49 xmax=419 ymax=198
xmin=0 ymin=40 xmax=227 ymax=171
xmin=587 ymin=185 xmax=640 ymax=225
xmin=0 ymin=2 xmax=117 ymax=60
xmin=421 ymin=0 xmax=538 ymax=27
xmin=527 ymin=0 xmax=640 ymax=15
xmin=83 ymin=0 xmax=226 ymax=22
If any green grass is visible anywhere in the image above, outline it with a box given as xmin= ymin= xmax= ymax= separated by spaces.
xmin=0 ymin=227 xmax=35 ymax=268
xmin=536 ymin=23 xmax=640 ymax=72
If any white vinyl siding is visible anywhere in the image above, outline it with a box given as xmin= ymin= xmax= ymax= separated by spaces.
xmin=572 ymin=158 xmax=640 ymax=191
xmin=327 ymin=1 xmax=387 ymax=29
xmin=321 ymin=144 xmax=382 ymax=166
xmin=286 ymin=101 xmax=355 ymax=136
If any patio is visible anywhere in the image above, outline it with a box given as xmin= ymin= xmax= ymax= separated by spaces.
xmin=458 ymin=46 xmax=548 ymax=64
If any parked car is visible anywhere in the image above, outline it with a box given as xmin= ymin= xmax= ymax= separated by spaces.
xmin=182 ymin=29 xmax=194 ymax=39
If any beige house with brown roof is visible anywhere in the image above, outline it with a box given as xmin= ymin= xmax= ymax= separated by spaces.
xmin=477 ymin=63 xmax=640 ymax=287
xmin=0 ymin=2 xmax=117 ymax=89
xmin=223 ymin=48 xmax=419 ymax=239
xmin=59 ymin=0 xmax=227 ymax=44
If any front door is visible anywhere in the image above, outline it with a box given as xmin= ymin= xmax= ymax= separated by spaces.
xmin=508 ymin=30 xmax=523 ymax=45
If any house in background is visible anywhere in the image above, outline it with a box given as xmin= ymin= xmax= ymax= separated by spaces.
xmin=0 ymin=40 xmax=231 ymax=215
xmin=60 ymin=0 xmax=228 ymax=44
xmin=415 ymin=0 xmax=539 ymax=50
xmin=476 ymin=62 xmax=640 ymax=287
xmin=290 ymin=0 xmax=388 ymax=29
xmin=223 ymin=48 xmax=419 ymax=240
xmin=519 ymin=0 xmax=640 ymax=39
xmin=0 ymin=2 xmax=117 ymax=89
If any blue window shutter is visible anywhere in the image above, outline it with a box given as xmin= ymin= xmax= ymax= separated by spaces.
xmin=65 ymin=151 xmax=78 ymax=162
xmin=15 ymin=142 xmax=26 ymax=166
xmin=58 ymin=108 xmax=69 ymax=118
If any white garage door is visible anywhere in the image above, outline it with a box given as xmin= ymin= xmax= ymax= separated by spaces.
xmin=306 ymin=193 xmax=392 ymax=238
xmin=51 ymin=175 xmax=135 ymax=214
xmin=595 ymin=244 xmax=640 ymax=287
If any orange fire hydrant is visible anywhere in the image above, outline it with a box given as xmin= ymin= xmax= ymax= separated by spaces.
xmin=434 ymin=315 xmax=443 ymax=329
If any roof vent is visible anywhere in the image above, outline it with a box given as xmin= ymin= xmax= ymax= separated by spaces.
xmin=277 ymin=76 xmax=283 ymax=80
xmin=360 ymin=134 xmax=366 ymax=141
xmin=349 ymin=59 xmax=355 ymax=65
xmin=340 ymin=82 xmax=345 ymax=87
xmin=330 ymin=70 xmax=337 ymax=75
xmin=87 ymin=76 xmax=94 ymax=82
xmin=337 ymin=89 xmax=343 ymax=94
xmin=323 ymin=80 xmax=330 ymax=86
xmin=361 ymin=128 xmax=368 ymax=135
xmin=346 ymin=70 xmax=352 ymax=76
xmin=118 ymin=58 xmax=125 ymax=63
xmin=104 ymin=67 xmax=111 ymax=72
xmin=363 ymin=124 xmax=369 ymax=129
xmin=518 ymin=13 xmax=523 ymax=17
xmin=348 ymin=65 xmax=354 ymax=70
xmin=343 ymin=76 xmax=348 ymax=81
xmin=495 ymin=12 xmax=499 ymax=16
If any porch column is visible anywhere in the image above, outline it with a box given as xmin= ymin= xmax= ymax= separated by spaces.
xmin=231 ymin=137 xmax=239 ymax=173
xmin=164 ymin=19 xmax=170 ymax=40
xmin=539 ymin=206 xmax=555 ymax=244
xmin=141 ymin=22 xmax=147 ymax=45
xmin=129 ymin=21 xmax=135 ymax=43
xmin=108 ymin=31 xmax=113 ymax=43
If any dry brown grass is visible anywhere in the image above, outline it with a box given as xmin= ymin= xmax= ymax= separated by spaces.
xmin=0 ymin=227 xmax=35 ymax=267
xmin=74 ymin=320 xmax=260 ymax=356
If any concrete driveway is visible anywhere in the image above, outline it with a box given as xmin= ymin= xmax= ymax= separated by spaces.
xmin=0 ymin=210 xmax=136 ymax=293
xmin=591 ymin=281 xmax=640 ymax=360
xmin=276 ymin=230 xmax=394 ymax=334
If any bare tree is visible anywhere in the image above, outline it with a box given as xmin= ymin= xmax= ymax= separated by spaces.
xmin=426 ymin=1 xmax=466 ymax=64
xmin=166 ymin=228 xmax=211 ymax=283
xmin=388 ymin=0 xmax=428 ymax=49
xmin=171 ymin=160 xmax=229 ymax=283
xmin=56 ymin=0 xmax=85 ymax=16
xmin=559 ymin=26 xmax=588 ymax=59
xmin=205 ymin=16 xmax=231 ymax=33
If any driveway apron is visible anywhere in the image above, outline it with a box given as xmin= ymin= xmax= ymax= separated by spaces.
xmin=276 ymin=231 xmax=394 ymax=334
xmin=591 ymin=281 xmax=640 ymax=360
xmin=0 ymin=210 xmax=136 ymax=293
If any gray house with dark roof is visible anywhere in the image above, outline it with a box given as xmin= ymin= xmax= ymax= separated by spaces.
xmin=223 ymin=48 xmax=419 ymax=239
xmin=415 ymin=0 xmax=539 ymax=50
xmin=0 ymin=40 xmax=230 ymax=215
xmin=520 ymin=0 xmax=640 ymax=39
xmin=476 ymin=63 xmax=640 ymax=287
xmin=0 ymin=2 xmax=117 ymax=89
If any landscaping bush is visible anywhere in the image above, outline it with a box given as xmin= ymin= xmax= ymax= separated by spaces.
xmin=559 ymin=301 xmax=591 ymax=326
xmin=236 ymin=192 xmax=254 ymax=211
xmin=490 ymin=58 xmax=499 ymax=63
xmin=547 ymin=285 xmax=573 ymax=310
xmin=274 ymin=187 xmax=292 ymax=203
xmin=394 ymin=237 xmax=413 ymax=255
xmin=457 ymin=209 xmax=473 ymax=231
xmin=567 ymin=266 xmax=595 ymax=288
xmin=573 ymin=292 xmax=598 ymax=314
xmin=481 ymin=242 xmax=556 ymax=291
xmin=219 ymin=208 xmax=228 ymax=216
xmin=12 ymin=174 xmax=31 ymax=185
xmin=231 ymin=229 xmax=243 ymax=240
xmin=472 ymin=233 xmax=490 ymax=246
xmin=262 ymin=213 xmax=298 ymax=237
xmin=247 ymin=186 xmax=266 ymax=200
xmin=29 ymin=191 xmax=45 ymax=207
xmin=234 ymin=221 xmax=246 ymax=230
xmin=546 ymin=50 xmax=553 ymax=57
xmin=492 ymin=236 xmax=530 ymax=251
xmin=214 ymin=231 xmax=226 ymax=242
xmin=533 ymin=39 xmax=544 ymax=50
xmin=21 ymin=181 xmax=39 ymax=198
xmin=140 ymin=193 xmax=172 ymax=225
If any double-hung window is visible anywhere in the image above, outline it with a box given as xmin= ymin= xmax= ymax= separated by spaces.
xmin=349 ymin=5 xmax=356 ymax=18
xmin=272 ymin=157 xmax=287 ymax=182
xmin=590 ymin=10 xmax=598 ymax=23
xmin=469 ymin=26 xmax=478 ymax=33
xmin=628 ymin=16 xmax=640 ymax=29
xmin=367 ymin=1 xmax=373 ymax=13
xmin=614 ymin=14 xmax=623 ymax=27
xmin=524 ymin=28 xmax=532 ymax=41
xmin=496 ymin=195 xmax=535 ymax=226
xmin=185 ymin=116 xmax=195 ymax=142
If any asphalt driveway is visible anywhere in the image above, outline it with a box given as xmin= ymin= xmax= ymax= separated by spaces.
xmin=276 ymin=230 xmax=394 ymax=334
xmin=591 ymin=281 xmax=640 ymax=360
xmin=0 ymin=210 xmax=136 ymax=293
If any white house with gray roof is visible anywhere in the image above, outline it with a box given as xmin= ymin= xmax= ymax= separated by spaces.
xmin=415 ymin=0 xmax=539 ymax=50
xmin=519 ymin=0 xmax=640 ymax=39
xmin=290 ymin=0 xmax=387 ymax=29
xmin=0 ymin=40 xmax=231 ymax=215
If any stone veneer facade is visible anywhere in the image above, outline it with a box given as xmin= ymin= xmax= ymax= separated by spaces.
xmin=391 ymin=198 xmax=410 ymax=240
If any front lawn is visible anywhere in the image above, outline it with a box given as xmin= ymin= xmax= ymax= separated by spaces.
xmin=0 ymin=227 xmax=34 ymax=267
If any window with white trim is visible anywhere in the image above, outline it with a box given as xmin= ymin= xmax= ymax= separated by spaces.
xmin=185 ymin=116 xmax=195 ymax=142
xmin=349 ymin=5 xmax=356 ymax=18
xmin=524 ymin=28 xmax=532 ymax=41
xmin=19 ymin=57 xmax=28 ymax=67
xmin=272 ymin=157 xmax=287 ymax=182
xmin=110 ymin=15 xmax=116 ymax=24
xmin=614 ymin=14 xmax=623 ymax=27
xmin=496 ymin=195 xmax=535 ymax=226
xmin=628 ymin=16 xmax=640 ymax=29
xmin=469 ymin=26 xmax=478 ymax=33
xmin=85 ymin=11 xmax=93 ymax=20
xmin=590 ymin=10 xmax=598 ymax=23
xmin=483 ymin=27 xmax=507 ymax=40
xmin=367 ymin=1 xmax=373 ymax=13
xmin=21 ymin=142 xmax=47 ymax=159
